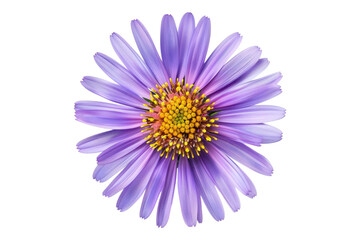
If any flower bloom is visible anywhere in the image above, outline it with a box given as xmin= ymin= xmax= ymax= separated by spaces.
xmin=75 ymin=13 xmax=285 ymax=227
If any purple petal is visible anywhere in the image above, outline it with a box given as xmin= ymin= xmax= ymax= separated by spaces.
xmin=103 ymin=148 xmax=154 ymax=197
xmin=203 ymin=46 xmax=261 ymax=96
xmin=177 ymin=12 xmax=195 ymax=80
xmin=74 ymin=102 xmax=142 ymax=129
xmin=196 ymin=33 xmax=242 ymax=89
xmin=214 ymin=124 xmax=263 ymax=146
xmin=161 ymin=14 xmax=179 ymax=80
xmin=97 ymin=134 xmax=145 ymax=164
xmin=156 ymin=158 xmax=177 ymax=227
xmin=131 ymin=20 xmax=169 ymax=83
xmin=93 ymin=143 xmax=147 ymax=182
xmin=232 ymin=87 xmax=282 ymax=110
xmin=201 ymin=152 xmax=240 ymax=212
xmin=190 ymin=155 xmax=224 ymax=221
xmin=178 ymin=157 xmax=198 ymax=227
xmin=94 ymin=52 xmax=149 ymax=97
xmin=116 ymin=152 xmax=160 ymax=211
xmin=231 ymin=58 xmax=270 ymax=85
xmin=213 ymin=72 xmax=282 ymax=108
xmin=212 ymin=137 xmax=273 ymax=175
xmin=75 ymin=101 xmax=143 ymax=129
xmin=81 ymin=76 xmax=145 ymax=109
xmin=241 ymin=124 xmax=282 ymax=143
xmin=217 ymin=105 xmax=286 ymax=124
xmin=220 ymin=123 xmax=282 ymax=144
xmin=75 ymin=114 xmax=141 ymax=130
xmin=140 ymin=158 xmax=170 ymax=219
xmin=207 ymin=144 xmax=256 ymax=197
xmin=77 ymin=128 xmax=140 ymax=153
xmin=185 ymin=16 xmax=211 ymax=85
xmin=209 ymin=58 xmax=270 ymax=99
xmin=196 ymin=187 xmax=203 ymax=223
xmin=222 ymin=159 xmax=257 ymax=198
xmin=75 ymin=100 xmax=141 ymax=112
xmin=110 ymin=32 xmax=157 ymax=87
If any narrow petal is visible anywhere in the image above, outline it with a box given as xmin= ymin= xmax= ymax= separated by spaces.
xmin=240 ymin=124 xmax=282 ymax=143
xmin=212 ymin=137 xmax=273 ymax=175
xmin=177 ymin=12 xmax=195 ymax=80
xmin=93 ymin=143 xmax=147 ymax=182
xmin=229 ymin=58 xmax=270 ymax=85
xmin=196 ymin=187 xmax=203 ymax=223
xmin=156 ymin=158 xmax=177 ymax=227
xmin=214 ymin=124 xmax=263 ymax=146
xmin=222 ymin=158 xmax=257 ymax=198
xmin=103 ymin=148 xmax=154 ymax=197
xmin=97 ymin=135 xmax=145 ymax=164
xmin=75 ymin=101 xmax=143 ymax=129
xmin=209 ymin=58 xmax=270 ymax=99
xmin=207 ymin=144 xmax=256 ymax=197
xmin=190 ymin=155 xmax=224 ymax=221
xmin=196 ymin=33 xmax=242 ymax=89
xmin=81 ymin=76 xmax=145 ymax=109
xmin=201 ymin=152 xmax=240 ymax=212
xmin=217 ymin=105 xmax=286 ymax=124
xmin=161 ymin=14 xmax=179 ymax=80
xmin=203 ymin=46 xmax=261 ymax=96
xmin=185 ymin=17 xmax=211 ymax=85
xmin=116 ymin=152 xmax=160 ymax=211
xmin=75 ymin=113 xmax=141 ymax=130
xmin=220 ymin=123 xmax=283 ymax=144
xmin=94 ymin=52 xmax=149 ymax=97
xmin=178 ymin=157 xmax=198 ymax=227
xmin=110 ymin=32 xmax=157 ymax=87
xmin=231 ymin=87 xmax=282 ymax=110
xmin=213 ymin=72 xmax=282 ymax=108
xmin=131 ymin=20 xmax=169 ymax=83
xmin=75 ymin=100 xmax=141 ymax=112
xmin=140 ymin=158 xmax=169 ymax=219
xmin=77 ymin=128 xmax=140 ymax=153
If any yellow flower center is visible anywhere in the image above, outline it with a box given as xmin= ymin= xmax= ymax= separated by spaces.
xmin=141 ymin=78 xmax=219 ymax=159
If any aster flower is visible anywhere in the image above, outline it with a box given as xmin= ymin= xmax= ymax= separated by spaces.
xmin=75 ymin=12 xmax=285 ymax=227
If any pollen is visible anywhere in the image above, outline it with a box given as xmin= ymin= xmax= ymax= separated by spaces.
xmin=141 ymin=78 xmax=219 ymax=159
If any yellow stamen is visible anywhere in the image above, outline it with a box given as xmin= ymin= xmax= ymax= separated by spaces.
xmin=141 ymin=78 xmax=219 ymax=159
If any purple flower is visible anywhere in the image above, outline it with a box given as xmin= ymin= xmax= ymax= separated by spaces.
xmin=75 ymin=13 xmax=285 ymax=227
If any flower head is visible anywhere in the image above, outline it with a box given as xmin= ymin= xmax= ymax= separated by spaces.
xmin=75 ymin=13 xmax=285 ymax=227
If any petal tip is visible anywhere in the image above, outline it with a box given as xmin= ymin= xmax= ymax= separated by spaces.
xmin=247 ymin=190 xmax=257 ymax=198
xmin=82 ymin=76 xmax=91 ymax=82
xmin=182 ymin=12 xmax=195 ymax=22
xmin=185 ymin=222 xmax=197 ymax=227
xmin=110 ymin=32 xmax=121 ymax=42
xmin=94 ymin=52 xmax=104 ymax=59
xmin=140 ymin=214 xmax=149 ymax=220
xmin=102 ymin=188 xmax=113 ymax=197
xmin=199 ymin=16 xmax=211 ymax=25
xmin=233 ymin=32 xmax=241 ymax=38
xmin=249 ymin=46 xmax=261 ymax=53
xmin=93 ymin=177 xmax=101 ymax=182
xmin=110 ymin=32 xmax=117 ymax=38
xmin=131 ymin=19 xmax=141 ymax=27
xmin=163 ymin=14 xmax=172 ymax=18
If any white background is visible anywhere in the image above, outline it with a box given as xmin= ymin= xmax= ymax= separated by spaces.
xmin=1 ymin=0 xmax=359 ymax=239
